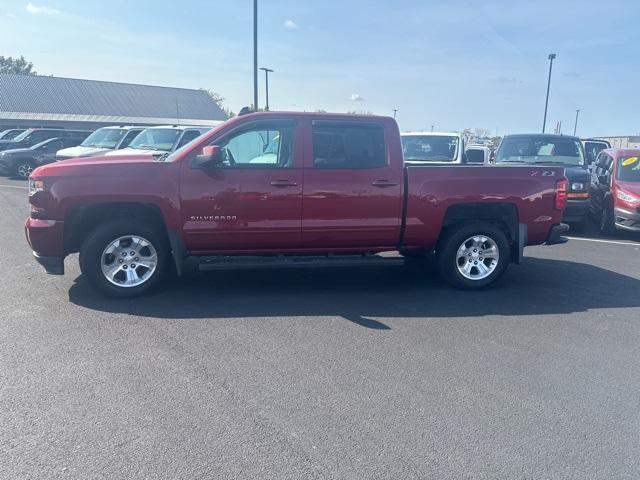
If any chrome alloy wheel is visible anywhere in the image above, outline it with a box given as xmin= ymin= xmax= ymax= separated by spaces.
xmin=17 ymin=163 xmax=34 ymax=179
xmin=100 ymin=235 xmax=158 ymax=287
xmin=455 ymin=235 xmax=500 ymax=280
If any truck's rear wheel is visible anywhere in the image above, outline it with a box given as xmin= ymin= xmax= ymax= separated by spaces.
xmin=80 ymin=220 xmax=168 ymax=298
xmin=437 ymin=223 xmax=509 ymax=289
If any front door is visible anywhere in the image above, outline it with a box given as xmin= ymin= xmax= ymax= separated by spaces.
xmin=180 ymin=119 xmax=302 ymax=252
xmin=301 ymin=120 xmax=403 ymax=248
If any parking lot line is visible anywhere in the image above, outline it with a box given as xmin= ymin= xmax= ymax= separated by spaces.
xmin=0 ymin=184 xmax=28 ymax=190
xmin=566 ymin=236 xmax=639 ymax=247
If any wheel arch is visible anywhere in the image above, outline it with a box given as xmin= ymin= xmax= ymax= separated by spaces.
xmin=64 ymin=202 xmax=169 ymax=255
xmin=440 ymin=202 xmax=524 ymax=263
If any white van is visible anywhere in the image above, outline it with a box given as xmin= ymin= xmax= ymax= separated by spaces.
xmin=56 ymin=126 xmax=145 ymax=160
xmin=401 ymin=132 xmax=466 ymax=164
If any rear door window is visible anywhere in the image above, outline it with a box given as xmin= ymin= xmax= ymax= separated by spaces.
xmin=312 ymin=122 xmax=386 ymax=168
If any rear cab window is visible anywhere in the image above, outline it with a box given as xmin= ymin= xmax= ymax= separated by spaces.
xmin=312 ymin=122 xmax=386 ymax=168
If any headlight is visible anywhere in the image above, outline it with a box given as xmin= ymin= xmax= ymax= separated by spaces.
xmin=570 ymin=182 xmax=585 ymax=191
xmin=617 ymin=190 xmax=639 ymax=203
xmin=28 ymin=178 xmax=45 ymax=195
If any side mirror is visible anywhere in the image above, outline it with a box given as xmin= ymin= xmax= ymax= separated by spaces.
xmin=192 ymin=145 xmax=222 ymax=168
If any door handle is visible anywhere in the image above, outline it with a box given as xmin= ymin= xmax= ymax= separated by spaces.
xmin=371 ymin=180 xmax=399 ymax=188
xmin=270 ymin=180 xmax=298 ymax=188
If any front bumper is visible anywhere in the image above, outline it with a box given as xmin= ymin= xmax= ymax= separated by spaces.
xmin=545 ymin=223 xmax=570 ymax=245
xmin=33 ymin=252 xmax=64 ymax=275
xmin=614 ymin=207 xmax=640 ymax=232
xmin=25 ymin=217 xmax=66 ymax=274
xmin=0 ymin=162 xmax=12 ymax=175
xmin=562 ymin=198 xmax=590 ymax=223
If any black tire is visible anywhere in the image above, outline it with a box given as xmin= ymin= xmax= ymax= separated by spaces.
xmin=436 ymin=223 xmax=510 ymax=290
xmin=599 ymin=206 xmax=616 ymax=235
xmin=79 ymin=219 xmax=168 ymax=298
xmin=570 ymin=220 xmax=585 ymax=233
xmin=14 ymin=159 xmax=35 ymax=179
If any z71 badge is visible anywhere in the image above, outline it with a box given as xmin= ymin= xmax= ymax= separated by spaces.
xmin=190 ymin=215 xmax=237 ymax=221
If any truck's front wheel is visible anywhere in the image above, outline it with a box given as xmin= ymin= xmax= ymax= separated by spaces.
xmin=80 ymin=220 xmax=168 ymax=298
xmin=437 ymin=223 xmax=509 ymax=289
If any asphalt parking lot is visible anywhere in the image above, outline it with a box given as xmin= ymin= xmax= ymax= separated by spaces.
xmin=1 ymin=178 xmax=639 ymax=480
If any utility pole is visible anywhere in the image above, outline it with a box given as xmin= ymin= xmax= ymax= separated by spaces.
xmin=542 ymin=53 xmax=557 ymax=133
xmin=573 ymin=109 xmax=580 ymax=136
xmin=392 ymin=109 xmax=398 ymax=119
xmin=253 ymin=0 xmax=258 ymax=111
xmin=259 ymin=67 xmax=274 ymax=111
xmin=431 ymin=125 xmax=434 ymax=132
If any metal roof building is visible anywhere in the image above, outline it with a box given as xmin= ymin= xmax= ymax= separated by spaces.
xmin=0 ymin=73 xmax=227 ymax=130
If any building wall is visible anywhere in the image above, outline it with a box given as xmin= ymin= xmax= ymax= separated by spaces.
xmin=596 ymin=136 xmax=640 ymax=149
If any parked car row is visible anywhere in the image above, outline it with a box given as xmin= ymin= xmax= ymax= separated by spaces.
xmin=399 ymin=131 xmax=637 ymax=234
xmin=0 ymin=124 xmax=213 ymax=178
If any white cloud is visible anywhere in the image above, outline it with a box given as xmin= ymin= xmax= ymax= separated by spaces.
xmin=284 ymin=19 xmax=299 ymax=29
xmin=25 ymin=3 xmax=60 ymax=15
xmin=350 ymin=93 xmax=364 ymax=102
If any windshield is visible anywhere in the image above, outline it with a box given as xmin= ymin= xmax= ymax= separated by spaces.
xmin=30 ymin=138 xmax=60 ymax=150
xmin=80 ymin=128 xmax=126 ymax=149
xmin=401 ymin=135 xmax=459 ymax=162
xmin=0 ymin=129 xmax=24 ymax=140
xmin=617 ymin=156 xmax=640 ymax=182
xmin=496 ymin=137 xmax=584 ymax=166
xmin=128 ymin=128 xmax=180 ymax=152
xmin=11 ymin=129 xmax=35 ymax=142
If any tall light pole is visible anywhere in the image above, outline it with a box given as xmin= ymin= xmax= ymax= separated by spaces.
xmin=392 ymin=108 xmax=398 ymax=119
xmin=573 ymin=109 xmax=580 ymax=136
xmin=253 ymin=0 xmax=258 ymax=111
xmin=260 ymin=67 xmax=274 ymax=111
xmin=542 ymin=53 xmax=557 ymax=133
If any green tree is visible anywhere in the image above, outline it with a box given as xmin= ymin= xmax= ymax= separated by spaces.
xmin=200 ymin=89 xmax=235 ymax=118
xmin=0 ymin=55 xmax=37 ymax=75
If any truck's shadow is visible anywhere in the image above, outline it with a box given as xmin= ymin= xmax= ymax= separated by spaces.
xmin=68 ymin=257 xmax=640 ymax=329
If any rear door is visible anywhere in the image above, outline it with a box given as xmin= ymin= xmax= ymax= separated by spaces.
xmin=301 ymin=120 xmax=403 ymax=248
xmin=180 ymin=118 xmax=303 ymax=252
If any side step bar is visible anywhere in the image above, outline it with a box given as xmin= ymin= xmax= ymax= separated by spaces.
xmin=197 ymin=253 xmax=405 ymax=271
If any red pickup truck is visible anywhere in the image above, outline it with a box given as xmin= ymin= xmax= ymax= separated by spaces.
xmin=26 ymin=112 xmax=569 ymax=297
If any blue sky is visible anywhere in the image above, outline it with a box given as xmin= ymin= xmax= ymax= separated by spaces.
xmin=1 ymin=0 xmax=638 ymax=136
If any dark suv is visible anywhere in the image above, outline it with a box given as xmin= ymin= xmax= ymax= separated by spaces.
xmin=0 ymin=129 xmax=90 ymax=152
xmin=0 ymin=137 xmax=86 ymax=179
xmin=494 ymin=134 xmax=590 ymax=230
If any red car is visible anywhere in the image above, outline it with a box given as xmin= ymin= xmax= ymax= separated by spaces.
xmin=26 ymin=112 xmax=569 ymax=297
xmin=590 ymin=148 xmax=640 ymax=234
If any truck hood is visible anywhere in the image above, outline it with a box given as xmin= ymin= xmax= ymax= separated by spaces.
xmin=56 ymin=145 xmax=113 ymax=158
xmin=105 ymin=147 xmax=168 ymax=157
xmin=33 ymin=153 xmax=159 ymax=177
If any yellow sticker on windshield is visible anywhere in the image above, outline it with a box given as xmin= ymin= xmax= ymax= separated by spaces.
xmin=622 ymin=157 xmax=639 ymax=167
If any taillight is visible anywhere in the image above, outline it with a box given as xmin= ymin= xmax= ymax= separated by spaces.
xmin=555 ymin=178 xmax=568 ymax=210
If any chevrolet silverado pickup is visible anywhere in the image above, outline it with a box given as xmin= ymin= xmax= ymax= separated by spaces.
xmin=26 ymin=112 xmax=569 ymax=298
